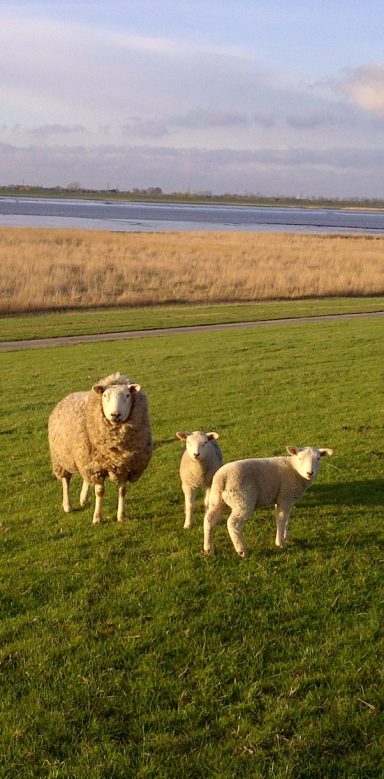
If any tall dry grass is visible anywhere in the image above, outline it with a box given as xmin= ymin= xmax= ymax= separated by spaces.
xmin=1 ymin=227 xmax=383 ymax=313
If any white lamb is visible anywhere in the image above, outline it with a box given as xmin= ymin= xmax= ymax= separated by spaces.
xmin=48 ymin=372 xmax=152 ymax=524
xmin=203 ymin=445 xmax=333 ymax=557
xmin=176 ymin=430 xmax=223 ymax=529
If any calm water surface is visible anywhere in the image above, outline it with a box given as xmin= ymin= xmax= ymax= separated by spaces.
xmin=1 ymin=196 xmax=384 ymax=234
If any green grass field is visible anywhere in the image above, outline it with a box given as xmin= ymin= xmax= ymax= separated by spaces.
xmin=0 ymin=314 xmax=383 ymax=777
xmin=1 ymin=296 xmax=384 ymax=342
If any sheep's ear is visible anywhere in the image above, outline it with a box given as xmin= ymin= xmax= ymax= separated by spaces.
xmin=92 ymin=384 xmax=105 ymax=395
xmin=176 ymin=431 xmax=188 ymax=441
xmin=320 ymin=448 xmax=333 ymax=457
xmin=286 ymin=445 xmax=300 ymax=455
xmin=207 ymin=432 xmax=219 ymax=440
xmin=128 ymin=383 xmax=141 ymax=395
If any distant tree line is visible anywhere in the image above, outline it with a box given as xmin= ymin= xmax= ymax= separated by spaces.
xmin=1 ymin=183 xmax=384 ymax=210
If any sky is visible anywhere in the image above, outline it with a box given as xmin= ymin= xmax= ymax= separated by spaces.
xmin=1 ymin=0 xmax=384 ymax=198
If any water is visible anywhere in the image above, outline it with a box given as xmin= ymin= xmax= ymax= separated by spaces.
xmin=0 ymin=196 xmax=384 ymax=234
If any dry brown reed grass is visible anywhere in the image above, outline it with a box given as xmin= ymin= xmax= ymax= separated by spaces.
xmin=1 ymin=227 xmax=383 ymax=314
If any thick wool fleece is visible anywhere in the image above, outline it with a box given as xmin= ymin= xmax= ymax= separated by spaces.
xmin=48 ymin=376 xmax=152 ymax=486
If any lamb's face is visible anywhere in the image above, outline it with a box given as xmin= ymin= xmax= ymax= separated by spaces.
xmin=287 ymin=445 xmax=333 ymax=481
xmin=93 ymin=382 xmax=141 ymax=425
xmin=176 ymin=430 xmax=219 ymax=462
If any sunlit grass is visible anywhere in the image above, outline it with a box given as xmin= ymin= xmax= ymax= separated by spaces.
xmin=0 ymin=317 xmax=383 ymax=777
xmin=1 ymin=296 xmax=383 ymax=342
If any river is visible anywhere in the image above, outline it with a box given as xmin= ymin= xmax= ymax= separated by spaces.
xmin=0 ymin=196 xmax=384 ymax=234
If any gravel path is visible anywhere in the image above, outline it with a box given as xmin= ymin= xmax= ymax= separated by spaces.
xmin=0 ymin=310 xmax=383 ymax=352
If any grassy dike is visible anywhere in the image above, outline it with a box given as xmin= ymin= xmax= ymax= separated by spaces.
xmin=1 ymin=296 xmax=384 ymax=342
xmin=0 ymin=315 xmax=383 ymax=777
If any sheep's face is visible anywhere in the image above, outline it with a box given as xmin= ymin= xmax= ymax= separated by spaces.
xmin=93 ymin=382 xmax=141 ymax=425
xmin=176 ymin=430 xmax=219 ymax=462
xmin=287 ymin=445 xmax=333 ymax=481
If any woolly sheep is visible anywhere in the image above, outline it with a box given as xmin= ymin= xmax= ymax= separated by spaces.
xmin=48 ymin=372 xmax=152 ymax=524
xmin=176 ymin=430 xmax=223 ymax=529
xmin=203 ymin=445 xmax=333 ymax=557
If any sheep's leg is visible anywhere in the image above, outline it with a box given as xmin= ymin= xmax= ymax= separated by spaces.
xmin=79 ymin=480 xmax=89 ymax=507
xmin=204 ymin=487 xmax=211 ymax=509
xmin=182 ymin=485 xmax=196 ymax=529
xmin=227 ymin=509 xmax=251 ymax=558
xmin=61 ymin=475 xmax=72 ymax=513
xmin=203 ymin=501 xmax=225 ymax=555
xmin=275 ymin=504 xmax=291 ymax=548
xmin=117 ymin=481 xmax=127 ymax=523
xmin=284 ymin=517 xmax=290 ymax=543
xmin=93 ymin=483 xmax=105 ymax=524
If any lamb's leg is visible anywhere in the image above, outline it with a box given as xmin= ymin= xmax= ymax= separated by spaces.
xmin=227 ymin=509 xmax=251 ymax=558
xmin=183 ymin=485 xmax=196 ymax=529
xmin=93 ymin=482 xmax=105 ymax=524
xmin=204 ymin=487 xmax=211 ymax=509
xmin=80 ymin=480 xmax=89 ymax=507
xmin=117 ymin=481 xmax=127 ymax=523
xmin=61 ymin=475 xmax=72 ymax=513
xmin=275 ymin=504 xmax=291 ymax=548
xmin=203 ymin=501 xmax=225 ymax=555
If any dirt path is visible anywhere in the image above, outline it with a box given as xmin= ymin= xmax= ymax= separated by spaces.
xmin=0 ymin=310 xmax=383 ymax=352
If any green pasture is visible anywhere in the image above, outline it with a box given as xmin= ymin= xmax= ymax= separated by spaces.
xmin=1 ymin=296 xmax=383 ymax=342
xmin=0 ymin=316 xmax=383 ymax=777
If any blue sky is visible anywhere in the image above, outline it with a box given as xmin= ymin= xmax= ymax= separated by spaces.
xmin=1 ymin=0 xmax=384 ymax=197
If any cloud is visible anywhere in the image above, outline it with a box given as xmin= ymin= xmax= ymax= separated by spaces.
xmin=0 ymin=8 xmax=383 ymax=196
xmin=253 ymin=111 xmax=275 ymax=128
xmin=28 ymin=124 xmax=87 ymax=138
xmin=171 ymin=109 xmax=248 ymax=130
xmin=0 ymin=8 xmax=315 ymax=138
xmin=286 ymin=110 xmax=348 ymax=129
xmin=121 ymin=118 xmax=169 ymax=139
xmin=342 ymin=64 xmax=384 ymax=117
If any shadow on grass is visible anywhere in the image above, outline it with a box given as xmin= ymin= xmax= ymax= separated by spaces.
xmin=308 ymin=479 xmax=383 ymax=507
xmin=153 ymin=437 xmax=178 ymax=450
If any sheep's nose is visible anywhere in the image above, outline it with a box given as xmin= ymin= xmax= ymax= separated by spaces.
xmin=307 ymin=471 xmax=313 ymax=478
xmin=110 ymin=412 xmax=120 ymax=422
xmin=194 ymin=453 xmax=200 ymax=459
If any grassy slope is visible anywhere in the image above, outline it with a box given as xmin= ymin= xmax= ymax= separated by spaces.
xmin=1 ymin=296 xmax=384 ymax=342
xmin=0 ymin=317 xmax=383 ymax=777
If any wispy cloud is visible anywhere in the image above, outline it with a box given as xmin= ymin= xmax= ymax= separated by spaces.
xmin=28 ymin=124 xmax=87 ymax=138
xmin=0 ymin=4 xmax=384 ymax=195
xmin=342 ymin=64 xmax=384 ymax=117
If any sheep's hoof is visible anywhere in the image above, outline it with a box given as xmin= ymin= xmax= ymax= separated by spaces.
xmin=92 ymin=516 xmax=104 ymax=525
xmin=183 ymin=522 xmax=193 ymax=529
xmin=62 ymin=505 xmax=72 ymax=514
xmin=203 ymin=547 xmax=215 ymax=556
xmin=117 ymin=516 xmax=126 ymax=523
xmin=238 ymin=549 xmax=249 ymax=558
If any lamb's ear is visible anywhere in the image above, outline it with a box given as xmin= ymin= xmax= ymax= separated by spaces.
xmin=92 ymin=384 xmax=105 ymax=395
xmin=207 ymin=432 xmax=219 ymax=440
xmin=176 ymin=431 xmax=188 ymax=441
xmin=128 ymin=383 xmax=141 ymax=395
xmin=320 ymin=448 xmax=333 ymax=457
xmin=286 ymin=445 xmax=300 ymax=455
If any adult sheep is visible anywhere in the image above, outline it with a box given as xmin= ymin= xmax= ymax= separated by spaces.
xmin=203 ymin=445 xmax=333 ymax=557
xmin=176 ymin=430 xmax=223 ymax=528
xmin=48 ymin=372 xmax=152 ymax=524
